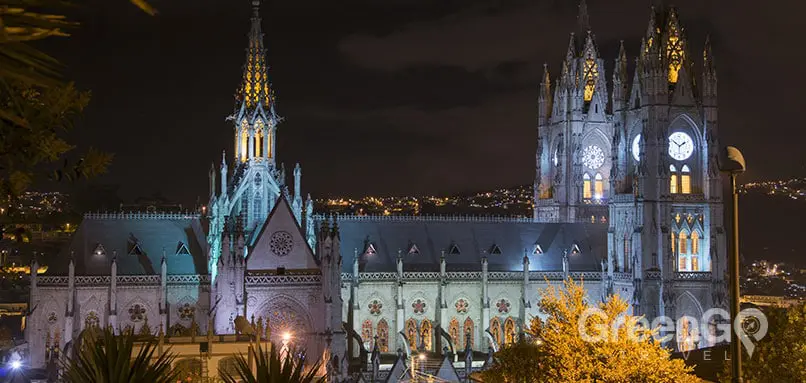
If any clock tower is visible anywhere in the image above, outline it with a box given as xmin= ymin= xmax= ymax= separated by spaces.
xmin=534 ymin=4 xmax=727 ymax=351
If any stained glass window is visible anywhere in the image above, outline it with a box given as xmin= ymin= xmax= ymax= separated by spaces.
xmin=583 ymin=57 xmax=599 ymax=102
xmin=361 ymin=320 xmax=373 ymax=350
xmin=490 ymin=317 xmax=502 ymax=346
xmin=463 ymin=317 xmax=474 ymax=350
xmin=420 ymin=320 xmax=432 ymax=351
xmin=504 ymin=317 xmax=517 ymax=345
xmin=376 ymin=319 xmax=389 ymax=352
xmin=449 ymin=318 xmax=460 ymax=349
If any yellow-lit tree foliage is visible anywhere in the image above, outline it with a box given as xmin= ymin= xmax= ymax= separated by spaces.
xmin=482 ymin=278 xmax=699 ymax=383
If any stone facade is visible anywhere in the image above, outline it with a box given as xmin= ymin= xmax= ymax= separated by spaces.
xmin=24 ymin=2 xmax=728 ymax=381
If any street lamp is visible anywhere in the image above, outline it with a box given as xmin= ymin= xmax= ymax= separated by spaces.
xmin=718 ymin=145 xmax=746 ymax=383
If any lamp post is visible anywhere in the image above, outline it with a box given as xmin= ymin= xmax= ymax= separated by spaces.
xmin=718 ymin=146 xmax=746 ymax=383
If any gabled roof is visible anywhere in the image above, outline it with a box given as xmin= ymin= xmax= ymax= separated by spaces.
xmin=55 ymin=213 xmax=208 ymax=276
xmin=316 ymin=216 xmax=606 ymax=273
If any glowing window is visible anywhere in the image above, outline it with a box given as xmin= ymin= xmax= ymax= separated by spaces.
xmin=681 ymin=165 xmax=691 ymax=194
xmin=594 ymin=173 xmax=604 ymax=199
xmin=420 ymin=320 xmax=432 ymax=351
xmin=376 ymin=319 xmax=389 ymax=352
xmin=691 ymin=256 xmax=699 ymax=271
xmin=490 ymin=317 xmax=502 ymax=346
xmin=666 ymin=23 xmax=685 ymax=83
xmin=583 ymin=173 xmax=592 ymax=199
xmin=670 ymin=165 xmax=678 ymax=194
xmin=449 ymin=318 xmax=460 ymax=349
xmin=679 ymin=256 xmax=687 ymax=271
xmin=361 ymin=320 xmax=374 ymax=350
xmin=267 ymin=131 xmax=273 ymax=158
xmin=504 ymin=317 xmax=517 ymax=345
xmin=255 ymin=130 xmax=263 ymax=158
xmin=691 ymin=231 xmax=699 ymax=254
xmin=679 ymin=232 xmax=688 ymax=254
xmin=240 ymin=130 xmax=248 ymax=162
xmin=463 ymin=317 xmax=474 ymax=349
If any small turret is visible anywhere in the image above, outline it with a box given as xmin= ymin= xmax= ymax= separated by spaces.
xmin=538 ymin=63 xmax=551 ymax=125
xmin=209 ymin=162 xmax=217 ymax=198
xmin=612 ymin=40 xmax=628 ymax=111
xmin=220 ymin=151 xmax=228 ymax=195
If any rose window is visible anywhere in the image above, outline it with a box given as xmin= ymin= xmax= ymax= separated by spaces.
xmin=269 ymin=231 xmax=294 ymax=257
xmin=178 ymin=303 xmax=195 ymax=321
xmin=128 ymin=304 xmax=146 ymax=322
xmin=412 ymin=299 xmax=427 ymax=315
xmin=47 ymin=312 xmax=58 ymax=325
xmin=496 ymin=299 xmax=511 ymax=314
xmin=455 ymin=299 xmax=468 ymax=314
xmin=368 ymin=300 xmax=383 ymax=316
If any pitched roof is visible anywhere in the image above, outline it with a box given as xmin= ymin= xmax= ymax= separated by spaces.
xmin=54 ymin=213 xmax=208 ymax=275
xmin=318 ymin=216 xmax=606 ymax=273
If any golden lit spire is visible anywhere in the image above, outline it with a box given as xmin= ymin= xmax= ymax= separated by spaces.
xmin=236 ymin=0 xmax=275 ymax=112
xmin=664 ymin=7 xmax=685 ymax=83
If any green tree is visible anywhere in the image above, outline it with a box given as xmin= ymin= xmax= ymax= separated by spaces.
xmin=481 ymin=278 xmax=699 ymax=383
xmin=719 ymin=303 xmax=806 ymax=382
xmin=221 ymin=342 xmax=324 ymax=383
xmin=61 ymin=327 xmax=180 ymax=383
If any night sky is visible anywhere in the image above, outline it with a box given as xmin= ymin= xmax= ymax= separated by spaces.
xmin=44 ymin=0 xmax=801 ymax=205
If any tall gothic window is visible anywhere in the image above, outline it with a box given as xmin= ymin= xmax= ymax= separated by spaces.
xmin=449 ymin=318 xmax=460 ymax=349
xmin=240 ymin=130 xmax=249 ymax=162
xmin=679 ymin=232 xmax=688 ymax=254
xmin=583 ymin=57 xmax=599 ymax=102
xmin=255 ymin=129 xmax=263 ymax=158
xmin=666 ymin=21 xmax=685 ymax=84
xmin=583 ymin=173 xmax=592 ymax=199
xmin=420 ymin=320 xmax=432 ymax=351
xmin=691 ymin=231 xmax=700 ymax=255
xmin=670 ymin=165 xmax=678 ymax=194
xmin=490 ymin=317 xmax=502 ymax=346
xmin=376 ymin=319 xmax=389 ymax=352
xmin=405 ymin=319 xmax=418 ymax=351
xmin=463 ymin=317 xmax=474 ymax=350
xmin=267 ymin=130 xmax=273 ymax=158
xmin=623 ymin=237 xmax=630 ymax=271
xmin=361 ymin=320 xmax=373 ymax=350
xmin=504 ymin=317 xmax=517 ymax=345
xmin=594 ymin=173 xmax=604 ymax=199
xmin=681 ymin=165 xmax=691 ymax=194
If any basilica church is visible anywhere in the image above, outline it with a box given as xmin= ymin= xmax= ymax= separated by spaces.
xmin=24 ymin=1 xmax=727 ymax=381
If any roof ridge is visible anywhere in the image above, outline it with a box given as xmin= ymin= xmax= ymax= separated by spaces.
xmin=312 ymin=214 xmax=534 ymax=223
xmin=84 ymin=212 xmax=201 ymax=220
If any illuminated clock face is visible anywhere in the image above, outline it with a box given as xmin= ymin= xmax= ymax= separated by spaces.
xmin=668 ymin=132 xmax=694 ymax=161
xmin=581 ymin=145 xmax=605 ymax=170
xmin=632 ymin=134 xmax=641 ymax=161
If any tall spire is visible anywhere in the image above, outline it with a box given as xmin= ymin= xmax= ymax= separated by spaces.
xmin=577 ymin=0 xmax=590 ymax=36
xmin=235 ymin=0 xmax=275 ymax=113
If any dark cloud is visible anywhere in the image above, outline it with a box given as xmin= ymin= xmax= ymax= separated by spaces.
xmin=40 ymin=0 xmax=806 ymax=204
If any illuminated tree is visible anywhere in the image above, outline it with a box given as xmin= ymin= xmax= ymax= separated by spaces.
xmin=482 ymin=278 xmax=698 ymax=382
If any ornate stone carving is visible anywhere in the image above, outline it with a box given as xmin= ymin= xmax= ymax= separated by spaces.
xmin=495 ymin=298 xmax=511 ymax=314
xmin=411 ymin=299 xmax=426 ymax=315
xmin=368 ymin=299 xmax=383 ymax=316
xmin=454 ymin=298 xmax=468 ymax=314
xmin=128 ymin=304 xmax=146 ymax=322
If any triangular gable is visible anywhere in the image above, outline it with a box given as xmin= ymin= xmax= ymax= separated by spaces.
xmin=489 ymin=244 xmax=502 ymax=255
xmin=364 ymin=242 xmax=377 ymax=256
xmin=385 ymin=356 xmax=410 ymax=383
xmin=533 ymin=244 xmax=543 ymax=255
xmin=176 ymin=241 xmax=190 ymax=255
xmin=671 ymin=65 xmax=695 ymax=106
xmin=247 ymin=195 xmax=317 ymax=271
xmin=407 ymin=243 xmax=419 ymax=255
xmin=435 ymin=355 xmax=461 ymax=382
xmin=94 ymin=243 xmax=106 ymax=256
xmin=448 ymin=243 xmax=460 ymax=255
xmin=128 ymin=242 xmax=144 ymax=256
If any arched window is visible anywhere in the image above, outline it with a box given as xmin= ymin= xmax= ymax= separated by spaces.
xmin=670 ymin=165 xmax=678 ymax=194
xmin=405 ymin=319 xmax=418 ymax=351
xmin=681 ymin=165 xmax=691 ymax=194
xmin=583 ymin=173 xmax=592 ymax=199
xmin=679 ymin=232 xmax=688 ymax=254
xmin=361 ymin=320 xmax=374 ymax=350
xmin=420 ymin=320 xmax=432 ymax=351
xmin=594 ymin=173 xmax=604 ymax=199
xmin=240 ymin=130 xmax=248 ymax=162
xmin=504 ymin=317 xmax=517 ymax=345
xmin=490 ymin=317 xmax=502 ymax=347
xmin=463 ymin=317 xmax=474 ymax=350
xmin=376 ymin=319 xmax=389 ymax=352
xmin=691 ymin=231 xmax=699 ymax=255
xmin=449 ymin=318 xmax=460 ymax=350
xmin=692 ymin=256 xmax=699 ymax=271
xmin=255 ymin=129 xmax=263 ymax=158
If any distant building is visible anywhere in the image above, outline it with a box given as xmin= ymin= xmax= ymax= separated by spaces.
xmin=25 ymin=1 xmax=728 ymax=381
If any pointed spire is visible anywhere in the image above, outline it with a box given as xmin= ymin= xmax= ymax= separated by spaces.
xmin=582 ymin=30 xmax=598 ymax=59
xmin=235 ymin=0 xmax=275 ymax=113
xmin=703 ymin=34 xmax=715 ymax=74
xmin=577 ymin=0 xmax=590 ymax=36
xmin=565 ymin=33 xmax=576 ymax=62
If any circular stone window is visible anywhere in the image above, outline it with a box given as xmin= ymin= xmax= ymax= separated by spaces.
xmin=269 ymin=231 xmax=294 ymax=257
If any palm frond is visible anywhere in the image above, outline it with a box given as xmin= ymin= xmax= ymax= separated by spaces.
xmin=221 ymin=342 xmax=325 ymax=383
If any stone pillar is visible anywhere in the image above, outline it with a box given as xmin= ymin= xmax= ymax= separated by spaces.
xmin=109 ymin=255 xmax=118 ymax=333
xmin=159 ymin=251 xmax=168 ymax=332
xmin=481 ymin=256 xmax=489 ymax=351
xmin=64 ymin=257 xmax=75 ymax=347
xmin=438 ymin=251 xmax=448 ymax=352
xmin=396 ymin=251 xmax=405 ymax=337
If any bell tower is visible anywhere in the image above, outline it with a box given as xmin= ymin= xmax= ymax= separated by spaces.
xmin=207 ymin=0 xmax=311 ymax=284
